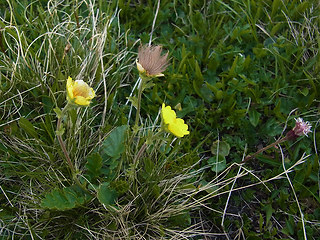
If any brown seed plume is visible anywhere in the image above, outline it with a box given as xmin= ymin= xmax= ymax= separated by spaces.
xmin=137 ymin=45 xmax=169 ymax=76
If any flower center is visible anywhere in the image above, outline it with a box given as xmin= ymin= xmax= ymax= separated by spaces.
xmin=73 ymin=80 xmax=89 ymax=98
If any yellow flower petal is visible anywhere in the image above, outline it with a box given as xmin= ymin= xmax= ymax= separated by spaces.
xmin=168 ymin=118 xmax=190 ymax=138
xmin=161 ymin=103 xmax=189 ymax=138
xmin=136 ymin=59 xmax=146 ymax=74
xmin=153 ymin=73 xmax=165 ymax=77
xmin=161 ymin=103 xmax=176 ymax=124
xmin=74 ymin=96 xmax=90 ymax=106
xmin=67 ymin=76 xmax=74 ymax=100
xmin=66 ymin=77 xmax=95 ymax=106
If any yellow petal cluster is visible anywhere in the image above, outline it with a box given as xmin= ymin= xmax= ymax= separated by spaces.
xmin=161 ymin=103 xmax=190 ymax=138
xmin=66 ymin=77 xmax=95 ymax=106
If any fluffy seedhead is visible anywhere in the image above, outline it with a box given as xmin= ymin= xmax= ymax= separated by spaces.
xmin=286 ymin=117 xmax=312 ymax=140
xmin=292 ymin=117 xmax=312 ymax=136
xmin=136 ymin=44 xmax=169 ymax=77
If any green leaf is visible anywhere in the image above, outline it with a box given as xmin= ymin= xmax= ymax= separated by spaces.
xmin=42 ymin=96 xmax=54 ymax=114
xmin=228 ymin=55 xmax=238 ymax=78
xmin=41 ymin=185 xmax=92 ymax=210
xmin=199 ymin=180 xmax=219 ymax=193
xmin=257 ymin=155 xmax=281 ymax=167
xmin=142 ymin=81 xmax=155 ymax=91
xmin=259 ymin=213 xmax=264 ymax=232
xmin=97 ymin=182 xmax=117 ymax=206
xmin=194 ymin=59 xmax=204 ymax=84
xmin=53 ymin=107 xmax=63 ymax=118
xmin=168 ymin=212 xmax=191 ymax=228
xmin=285 ymin=216 xmax=295 ymax=235
xmin=101 ymin=125 xmax=128 ymax=159
xmin=271 ymin=0 xmax=281 ymax=18
xmin=211 ymin=140 xmax=230 ymax=157
xmin=264 ymin=204 xmax=273 ymax=226
xmin=299 ymin=87 xmax=309 ymax=96
xmin=143 ymin=157 xmax=155 ymax=175
xmin=270 ymin=22 xmax=283 ymax=36
xmin=19 ymin=117 xmax=38 ymax=139
xmin=193 ymin=78 xmax=205 ymax=100
xmin=85 ymin=152 xmax=103 ymax=181
xmin=126 ymin=96 xmax=138 ymax=108
xmin=192 ymin=58 xmax=205 ymax=100
xmin=253 ymin=46 xmax=268 ymax=58
xmin=248 ymin=109 xmax=261 ymax=127
xmin=208 ymin=156 xmax=227 ymax=173
xmin=56 ymin=121 xmax=65 ymax=136
xmin=110 ymin=180 xmax=129 ymax=195
xmin=205 ymin=82 xmax=219 ymax=95
xmin=55 ymin=128 xmax=65 ymax=136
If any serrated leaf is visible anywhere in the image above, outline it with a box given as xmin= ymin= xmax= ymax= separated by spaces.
xmin=97 ymin=182 xmax=117 ymax=206
xmin=41 ymin=185 xmax=92 ymax=210
xmin=19 ymin=117 xmax=38 ymax=139
xmin=101 ymin=125 xmax=127 ymax=160
xmin=85 ymin=152 xmax=103 ymax=181
xmin=211 ymin=140 xmax=230 ymax=157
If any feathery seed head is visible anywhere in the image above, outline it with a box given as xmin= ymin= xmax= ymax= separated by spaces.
xmin=136 ymin=45 xmax=169 ymax=77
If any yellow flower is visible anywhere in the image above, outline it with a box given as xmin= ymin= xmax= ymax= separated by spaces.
xmin=161 ymin=103 xmax=190 ymax=138
xmin=66 ymin=77 xmax=95 ymax=106
xmin=136 ymin=45 xmax=169 ymax=77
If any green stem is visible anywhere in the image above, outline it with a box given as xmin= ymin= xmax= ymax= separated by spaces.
xmin=133 ymin=142 xmax=148 ymax=166
xmin=242 ymin=136 xmax=288 ymax=163
xmin=56 ymin=104 xmax=83 ymax=186
xmin=57 ymin=117 xmax=76 ymax=174
xmin=133 ymin=129 xmax=164 ymax=166
xmin=134 ymin=77 xmax=144 ymax=128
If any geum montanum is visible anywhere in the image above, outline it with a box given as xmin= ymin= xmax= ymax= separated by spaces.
xmin=55 ymin=76 xmax=95 ymax=182
xmin=134 ymin=44 xmax=169 ymax=127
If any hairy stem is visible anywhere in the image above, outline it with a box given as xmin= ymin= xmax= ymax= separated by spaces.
xmin=242 ymin=136 xmax=288 ymax=163
xmin=135 ymin=77 xmax=144 ymax=128
xmin=57 ymin=116 xmax=76 ymax=174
